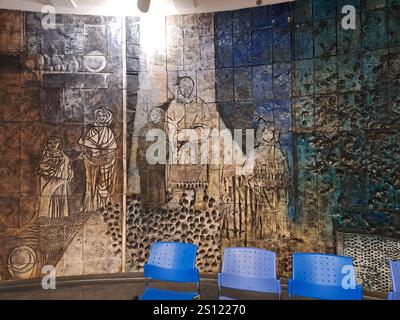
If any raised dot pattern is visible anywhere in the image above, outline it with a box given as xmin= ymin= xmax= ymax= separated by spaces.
xmin=222 ymin=248 xmax=276 ymax=278
xmin=148 ymin=242 xmax=197 ymax=269
xmin=294 ymin=254 xmax=353 ymax=285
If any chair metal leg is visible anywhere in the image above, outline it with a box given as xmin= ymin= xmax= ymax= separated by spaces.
xmin=193 ymin=281 xmax=200 ymax=300
xmin=196 ymin=281 xmax=200 ymax=294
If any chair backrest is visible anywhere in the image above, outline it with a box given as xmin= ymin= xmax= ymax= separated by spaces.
xmin=390 ymin=260 xmax=400 ymax=292
xmin=218 ymin=247 xmax=279 ymax=294
xmin=144 ymin=242 xmax=199 ymax=283
xmin=147 ymin=242 xmax=197 ymax=269
xmin=292 ymin=253 xmax=357 ymax=286
xmin=222 ymin=247 xmax=277 ymax=279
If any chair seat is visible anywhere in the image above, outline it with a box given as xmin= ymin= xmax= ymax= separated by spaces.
xmin=388 ymin=292 xmax=400 ymax=300
xmin=218 ymin=273 xmax=281 ymax=295
xmin=289 ymin=280 xmax=362 ymax=300
xmin=139 ymin=288 xmax=199 ymax=300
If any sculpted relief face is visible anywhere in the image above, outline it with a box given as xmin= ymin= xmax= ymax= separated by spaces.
xmin=46 ymin=136 xmax=62 ymax=153
xmin=149 ymin=108 xmax=162 ymax=124
xmin=262 ymin=128 xmax=274 ymax=144
xmin=96 ymin=109 xmax=109 ymax=125
xmin=177 ymin=77 xmax=195 ymax=100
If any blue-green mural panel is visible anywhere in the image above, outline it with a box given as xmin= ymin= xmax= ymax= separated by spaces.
xmin=214 ymin=0 xmax=400 ymax=249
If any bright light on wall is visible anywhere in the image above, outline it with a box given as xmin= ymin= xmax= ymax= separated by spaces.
xmin=140 ymin=12 xmax=166 ymax=56
xmin=144 ymin=0 xmax=176 ymax=15
xmin=111 ymin=0 xmax=177 ymax=16
xmin=85 ymin=0 xmax=141 ymax=16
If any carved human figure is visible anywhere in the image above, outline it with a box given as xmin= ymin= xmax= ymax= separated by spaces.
xmin=78 ymin=108 xmax=117 ymax=211
xmin=243 ymin=121 xmax=289 ymax=238
xmin=38 ymin=136 xmax=73 ymax=218
xmin=164 ymin=76 xmax=212 ymax=205
xmin=137 ymin=107 xmax=167 ymax=208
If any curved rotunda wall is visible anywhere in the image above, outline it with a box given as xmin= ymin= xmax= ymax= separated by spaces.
xmin=0 ymin=0 xmax=400 ymax=293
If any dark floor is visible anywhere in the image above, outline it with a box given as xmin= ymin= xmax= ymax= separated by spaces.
xmin=0 ymin=273 xmax=386 ymax=300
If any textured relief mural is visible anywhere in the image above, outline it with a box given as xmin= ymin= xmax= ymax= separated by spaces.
xmin=126 ymin=11 xmax=225 ymax=272
xmin=164 ymin=76 xmax=214 ymax=205
xmin=126 ymin=0 xmax=400 ymax=290
xmin=0 ymin=0 xmax=399 ymax=294
xmin=0 ymin=10 xmax=24 ymax=55
xmin=336 ymin=232 xmax=400 ymax=292
xmin=78 ymin=108 xmax=118 ymax=212
xmin=291 ymin=0 xmax=400 ymax=290
xmin=0 ymin=10 xmax=126 ymax=280
xmin=223 ymin=120 xmax=291 ymax=240
xmin=126 ymin=5 xmax=303 ymax=276
xmin=214 ymin=4 xmax=307 ymax=278
xmin=38 ymin=136 xmax=73 ymax=219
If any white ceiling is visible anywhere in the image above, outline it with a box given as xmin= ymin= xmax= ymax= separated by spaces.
xmin=0 ymin=0 xmax=293 ymax=16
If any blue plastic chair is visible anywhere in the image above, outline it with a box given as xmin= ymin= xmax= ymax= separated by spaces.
xmin=218 ymin=247 xmax=281 ymax=300
xmin=388 ymin=260 xmax=400 ymax=300
xmin=288 ymin=253 xmax=363 ymax=300
xmin=139 ymin=242 xmax=200 ymax=300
